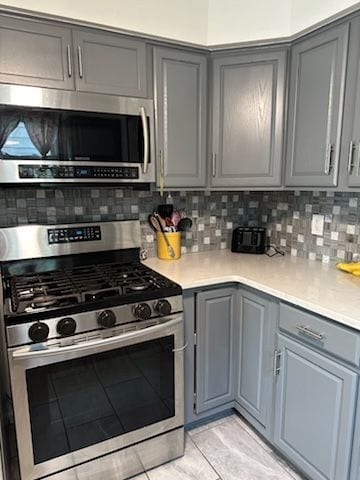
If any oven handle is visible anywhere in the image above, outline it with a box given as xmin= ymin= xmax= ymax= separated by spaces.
xmin=11 ymin=316 xmax=183 ymax=360
xmin=140 ymin=106 xmax=149 ymax=174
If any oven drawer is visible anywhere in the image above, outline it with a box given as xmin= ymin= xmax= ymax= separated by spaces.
xmin=279 ymin=303 xmax=360 ymax=366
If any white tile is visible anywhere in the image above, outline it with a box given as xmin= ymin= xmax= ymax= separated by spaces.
xmin=350 ymin=197 xmax=358 ymax=208
xmin=332 ymin=205 xmax=341 ymax=215
xmin=215 ymin=229 xmax=221 ymax=237
xmin=291 ymin=248 xmax=297 ymax=257
xmin=276 ymin=224 xmax=282 ymax=232
xmin=198 ymin=223 xmax=205 ymax=231
xmin=293 ymin=211 xmax=300 ymax=220
xmin=203 ymin=237 xmax=210 ymax=244
xmin=297 ymin=234 xmax=304 ymax=243
xmin=330 ymin=231 xmax=339 ymax=241
xmin=226 ymin=222 xmax=233 ymax=229
xmin=309 ymin=252 xmax=316 ymax=261
xmin=147 ymin=435 xmax=218 ymax=480
xmin=286 ymin=225 xmax=293 ymax=234
xmin=222 ymin=195 xmax=228 ymax=202
xmin=316 ymin=237 xmax=324 ymax=246
xmin=280 ymin=239 xmax=286 ymax=247
xmin=347 ymin=225 xmax=356 ymax=235
xmin=210 ymin=216 xmax=217 ymax=224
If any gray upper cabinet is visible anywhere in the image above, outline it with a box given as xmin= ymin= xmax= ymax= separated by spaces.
xmin=0 ymin=15 xmax=74 ymax=90
xmin=72 ymin=30 xmax=147 ymax=97
xmin=274 ymin=333 xmax=357 ymax=480
xmin=341 ymin=17 xmax=360 ymax=188
xmin=234 ymin=289 xmax=274 ymax=436
xmin=196 ymin=287 xmax=236 ymax=414
xmin=153 ymin=47 xmax=207 ymax=188
xmin=211 ymin=49 xmax=286 ymax=188
xmin=285 ymin=24 xmax=349 ymax=187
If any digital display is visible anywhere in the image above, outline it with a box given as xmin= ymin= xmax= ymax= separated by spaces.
xmin=48 ymin=226 xmax=101 ymax=244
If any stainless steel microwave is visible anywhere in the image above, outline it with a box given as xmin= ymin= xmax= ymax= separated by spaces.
xmin=0 ymin=84 xmax=155 ymax=184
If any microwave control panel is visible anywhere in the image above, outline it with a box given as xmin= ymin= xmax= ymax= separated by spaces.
xmin=18 ymin=165 xmax=139 ymax=180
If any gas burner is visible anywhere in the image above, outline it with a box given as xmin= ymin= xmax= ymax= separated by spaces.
xmin=31 ymin=295 xmax=58 ymax=308
xmin=84 ymin=288 xmax=121 ymax=302
xmin=129 ymin=284 xmax=148 ymax=292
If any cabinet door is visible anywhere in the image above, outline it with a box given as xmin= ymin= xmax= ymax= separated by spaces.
xmin=274 ymin=334 xmax=357 ymax=480
xmin=153 ymin=47 xmax=207 ymax=188
xmin=73 ymin=30 xmax=147 ymax=97
xmin=0 ymin=15 xmax=74 ymax=90
xmin=285 ymin=24 xmax=349 ymax=187
xmin=234 ymin=289 xmax=273 ymax=431
xmin=196 ymin=287 xmax=236 ymax=413
xmin=211 ymin=50 xmax=286 ymax=188
xmin=350 ymin=386 xmax=360 ymax=480
xmin=341 ymin=18 xmax=360 ymax=188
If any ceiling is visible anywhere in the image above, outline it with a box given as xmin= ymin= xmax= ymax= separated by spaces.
xmin=1 ymin=0 xmax=360 ymax=45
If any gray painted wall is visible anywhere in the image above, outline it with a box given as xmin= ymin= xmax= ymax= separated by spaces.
xmin=0 ymin=187 xmax=359 ymax=262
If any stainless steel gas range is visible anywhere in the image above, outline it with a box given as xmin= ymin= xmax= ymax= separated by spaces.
xmin=0 ymin=220 xmax=185 ymax=480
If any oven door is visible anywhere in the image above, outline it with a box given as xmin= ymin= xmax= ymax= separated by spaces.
xmin=8 ymin=315 xmax=184 ymax=480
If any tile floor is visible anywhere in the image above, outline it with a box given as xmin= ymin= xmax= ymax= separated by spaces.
xmin=140 ymin=413 xmax=305 ymax=480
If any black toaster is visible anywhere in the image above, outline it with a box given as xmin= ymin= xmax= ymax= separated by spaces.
xmin=231 ymin=227 xmax=266 ymax=254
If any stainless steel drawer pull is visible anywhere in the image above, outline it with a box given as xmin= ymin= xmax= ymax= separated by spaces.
xmin=348 ymin=141 xmax=355 ymax=174
xmin=172 ymin=341 xmax=188 ymax=353
xmin=296 ymin=325 xmax=324 ymax=341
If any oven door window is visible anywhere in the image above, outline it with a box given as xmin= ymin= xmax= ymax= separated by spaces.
xmin=26 ymin=336 xmax=175 ymax=464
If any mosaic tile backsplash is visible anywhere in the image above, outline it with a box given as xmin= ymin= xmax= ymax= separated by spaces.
xmin=1 ymin=187 xmax=360 ymax=263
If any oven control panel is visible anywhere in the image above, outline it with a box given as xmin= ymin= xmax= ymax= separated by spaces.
xmin=19 ymin=165 xmax=139 ymax=180
xmin=48 ymin=226 xmax=101 ymax=244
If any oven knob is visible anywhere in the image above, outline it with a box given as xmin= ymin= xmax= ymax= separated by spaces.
xmin=57 ymin=317 xmax=76 ymax=336
xmin=154 ymin=299 xmax=172 ymax=316
xmin=97 ymin=310 xmax=116 ymax=328
xmin=28 ymin=322 xmax=49 ymax=343
xmin=134 ymin=303 xmax=151 ymax=321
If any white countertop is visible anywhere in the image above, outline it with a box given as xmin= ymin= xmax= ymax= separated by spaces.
xmin=144 ymin=250 xmax=360 ymax=331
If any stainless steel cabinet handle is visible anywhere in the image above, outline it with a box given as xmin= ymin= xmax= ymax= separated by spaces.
xmin=296 ymin=325 xmax=324 ymax=341
xmin=172 ymin=341 xmax=188 ymax=353
xmin=77 ymin=45 xmax=84 ymax=79
xmin=348 ymin=141 xmax=355 ymax=174
xmin=273 ymin=349 xmax=281 ymax=376
xmin=140 ymin=106 xmax=149 ymax=174
xmin=66 ymin=45 xmax=72 ymax=77
xmin=212 ymin=153 xmax=217 ymax=177
xmin=159 ymin=149 xmax=165 ymax=196
xmin=324 ymin=143 xmax=333 ymax=175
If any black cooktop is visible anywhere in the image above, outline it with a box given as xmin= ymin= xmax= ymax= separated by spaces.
xmin=3 ymin=254 xmax=182 ymax=323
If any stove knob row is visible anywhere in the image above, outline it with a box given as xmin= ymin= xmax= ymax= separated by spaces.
xmin=28 ymin=322 xmax=50 ymax=343
xmin=57 ymin=317 xmax=76 ymax=337
xmin=155 ymin=299 xmax=172 ymax=317
xmin=134 ymin=303 xmax=152 ymax=321
xmin=97 ymin=309 xmax=116 ymax=328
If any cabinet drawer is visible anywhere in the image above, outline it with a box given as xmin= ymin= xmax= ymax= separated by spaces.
xmin=279 ymin=303 xmax=360 ymax=366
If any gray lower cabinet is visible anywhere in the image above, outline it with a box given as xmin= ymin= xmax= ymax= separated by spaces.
xmin=195 ymin=287 xmax=236 ymax=414
xmin=211 ymin=49 xmax=287 ymax=188
xmin=350 ymin=387 xmax=360 ymax=480
xmin=274 ymin=333 xmax=357 ymax=480
xmin=285 ymin=24 xmax=349 ymax=187
xmin=0 ymin=15 xmax=74 ymax=90
xmin=234 ymin=289 xmax=275 ymax=437
xmin=153 ymin=47 xmax=207 ymax=188
xmin=72 ymin=30 xmax=147 ymax=97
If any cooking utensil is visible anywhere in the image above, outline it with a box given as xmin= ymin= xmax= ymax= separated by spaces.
xmin=171 ymin=210 xmax=182 ymax=228
xmin=154 ymin=212 xmax=175 ymax=258
xmin=148 ymin=214 xmax=161 ymax=232
xmin=177 ymin=217 xmax=193 ymax=232
xmin=157 ymin=204 xmax=174 ymax=219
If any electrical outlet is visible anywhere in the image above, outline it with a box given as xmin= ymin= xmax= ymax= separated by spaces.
xmin=311 ymin=214 xmax=324 ymax=236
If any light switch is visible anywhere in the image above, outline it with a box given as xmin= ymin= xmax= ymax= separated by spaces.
xmin=311 ymin=214 xmax=324 ymax=236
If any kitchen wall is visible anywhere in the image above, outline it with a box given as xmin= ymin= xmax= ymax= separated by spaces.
xmin=0 ymin=0 xmax=209 ymax=44
xmin=1 ymin=187 xmax=360 ymax=263
xmin=1 ymin=0 xmax=360 ymax=45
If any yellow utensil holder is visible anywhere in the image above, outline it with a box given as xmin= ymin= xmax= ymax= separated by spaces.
xmin=156 ymin=232 xmax=181 ymax=260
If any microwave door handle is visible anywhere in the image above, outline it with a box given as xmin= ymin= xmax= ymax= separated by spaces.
xmin=11 ymin=316 xmax=182 ymax=360
xmin=140 ymin=106 xmax=149 ymax=174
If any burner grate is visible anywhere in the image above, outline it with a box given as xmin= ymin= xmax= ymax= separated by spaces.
xmin=7 ymin=262 xmax=175 ymax=315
